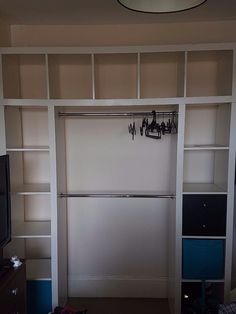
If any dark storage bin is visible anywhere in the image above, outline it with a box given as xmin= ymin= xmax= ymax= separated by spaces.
xmin=183 ymin=195 xmax=227 ymax=236
xmin=182 ymin=239 xmax=225 ymax=280
xmin=182 ymin=282 xmax=223 ymax=314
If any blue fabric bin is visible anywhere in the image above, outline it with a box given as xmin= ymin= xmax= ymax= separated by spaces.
xmin=182 ymin=239 xmax=225 ymax=280
xmin=27 ymin=280 xmax=52 ymax=314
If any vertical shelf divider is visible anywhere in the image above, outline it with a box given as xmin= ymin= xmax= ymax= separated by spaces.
xmin=91 ymin=54 xmax=95 ymax=100
xmin=137 ymin=52 xmax=140 ymax=99
xmin=168 ymin=103 xmax=186 ymax=314
xmin=0 ymin=54 xmax=6 ymax=155
xmin=48 ymin=105 xmax=58 ymax=308
xmin=224 ymin=102 xmax=236 ymax=301
xmin=45 ymin=54 xmax=50 ymax=100
xmin=183 ymin=51 xmax=188 ymax=98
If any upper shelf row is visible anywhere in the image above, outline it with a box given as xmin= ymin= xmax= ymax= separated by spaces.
xmin=1 ymin=50 xmax=233 ymax=99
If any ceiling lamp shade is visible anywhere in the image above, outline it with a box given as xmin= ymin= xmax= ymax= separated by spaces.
xmin=117 ymin=0 xmax=207 ymax=13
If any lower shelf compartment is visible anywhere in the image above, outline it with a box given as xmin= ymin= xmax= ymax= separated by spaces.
xmin=182 ymin=282 xmax=224 ymax=314
xmin=26 ymin=259 xmax=51 ymax=280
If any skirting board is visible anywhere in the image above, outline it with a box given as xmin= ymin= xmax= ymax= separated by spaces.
xmin=68 ymin=276 xmax=168 ymax=298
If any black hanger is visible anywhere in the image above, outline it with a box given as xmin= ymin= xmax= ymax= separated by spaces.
xmin=128 ymin=121 xmax=136 ymax=140
xmin=145 ymin=111 xmax=162 ymax=140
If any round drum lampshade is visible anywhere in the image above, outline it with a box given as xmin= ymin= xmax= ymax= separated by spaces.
xmin=117 ymin=0 xmax=207 ymax=13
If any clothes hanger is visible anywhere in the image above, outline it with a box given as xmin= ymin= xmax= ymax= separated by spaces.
xmin=145 ymin=110 xmax=162 ymax=139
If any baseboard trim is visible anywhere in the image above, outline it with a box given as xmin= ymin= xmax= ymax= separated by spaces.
xmin=68 ymin=276 xmax=168 ymax=298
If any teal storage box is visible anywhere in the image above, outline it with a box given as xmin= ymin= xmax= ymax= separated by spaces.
xmin=182 ymin=239 xmax=225 ymax=280
xmin=27 ymin=280 xmax=52 ymax=314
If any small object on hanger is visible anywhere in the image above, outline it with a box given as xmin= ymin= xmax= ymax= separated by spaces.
xmin=161 ymin=121 xmax=166 ymax=135
xmin=140 ymin=117 xmax=148 ymax=136
xmin=128 ymin=121 xmax=136 ymax=140
xmin=166 ymin=118 xmax=172 ymax=133
xmin=171 ymin=112 xmax=178 ymax=134
xmin=145 ymin=112 xmax=162 ymax=140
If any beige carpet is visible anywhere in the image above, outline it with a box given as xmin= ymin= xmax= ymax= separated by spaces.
xmin=67 ymin=298 xmax=170 ymax=314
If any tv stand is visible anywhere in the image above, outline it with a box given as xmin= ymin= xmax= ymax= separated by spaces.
xmin=0 ymin=260 xmax=26 ymax=314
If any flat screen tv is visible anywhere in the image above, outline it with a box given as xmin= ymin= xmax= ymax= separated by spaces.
xmin=0 ymin=155 xmax=11 ymax=250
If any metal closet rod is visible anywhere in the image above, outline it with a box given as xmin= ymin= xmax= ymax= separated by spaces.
xmin=58 ymin=111 xmax=178 ymax=118
xmin=58 ymin=193 xmax=176 ymax=199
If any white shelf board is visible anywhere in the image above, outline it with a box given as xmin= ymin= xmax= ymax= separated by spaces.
xmin=1 ymin=95 xmax=234 ymax=107
xmin=7 ymin=146 xmax=50 ymax=152
xmin=182 ymin=236 xmax=226 ymax=240
xmin=12 ymin=183 xmax=51 ymax=195
xmin=26 ymin=259 xmax=51 ymax=280
xmin=184 ymin=145 xmax=229 ymax=151
xmin=12 ymin=221 xmax=51 ymax=238
xmin=183 ymin=183 xmax=227 ymax=194
xmin=182 ymin=279 xmax=224 ymax=283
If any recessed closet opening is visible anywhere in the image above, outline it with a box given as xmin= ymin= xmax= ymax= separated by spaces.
xmin=56 ymin=105 xmax=178 ymax=298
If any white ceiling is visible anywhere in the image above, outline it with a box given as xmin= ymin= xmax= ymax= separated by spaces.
xmin=0 ymin=0 xmax=235 ymax=25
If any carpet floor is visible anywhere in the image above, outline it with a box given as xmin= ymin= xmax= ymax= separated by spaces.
xmin=67 ymin=298 xmax=170 ymax=314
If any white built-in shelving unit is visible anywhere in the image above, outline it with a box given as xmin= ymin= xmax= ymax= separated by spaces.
xmin=0 ymin=43 xmax=235 ymax=314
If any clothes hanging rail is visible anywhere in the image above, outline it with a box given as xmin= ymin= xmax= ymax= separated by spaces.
xmin=58 ymin=193 xmax=176 ymax=199
xmin=58 ymin=111 xmax=178 ymax=118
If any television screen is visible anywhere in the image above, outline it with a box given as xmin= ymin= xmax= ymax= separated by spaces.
xmin=0 ymin=155 xmax=11 ymax=248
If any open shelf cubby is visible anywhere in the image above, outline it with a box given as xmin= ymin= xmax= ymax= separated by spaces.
xmin=48 ymin=54 xmax=93 ymax=99
xmin=184 ymin=103 xmax=231 ymax=148
xmin=140 ymin=52 xmax=185 ymax=98
xmin=4 ymin=238 xmax=51 ymax=280
xmin=94 ymin=53 xmax=138 ymax=99
xmin=183 ymin=150 xmax=228 ymax=193
xmin=186 ymin=50 xmax=233 ymax=97
xmin=2 ymin=54 xmax=48 ymax=99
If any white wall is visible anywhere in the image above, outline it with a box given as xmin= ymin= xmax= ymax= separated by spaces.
xmin=9 ymin=20 xmax=236 ymax=47
xmin=64 ymin=115 xmax=176 ymax=297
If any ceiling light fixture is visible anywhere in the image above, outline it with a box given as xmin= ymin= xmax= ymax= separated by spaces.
xmin=117 ymin=0 xmax=207 ymax=13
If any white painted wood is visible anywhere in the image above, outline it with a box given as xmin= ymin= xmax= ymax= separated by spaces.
xmin=91 ymin=54 xmax=95 ymax=100
xmin=184 ymin=145 xmax=229 ymax=150
xmin=137 ymin=52 xmax=140 ymax=99
xmin=0 ymin=54 xmax=4 ymax=99
xmin=1 ymin=95 xmax=234 ymax=107
xmin=48 ymin=105 xmax=59 ymax=307
xmin=0 ymin=43 xmax=236 ymax=55
xmin=182 ymin=236 xmax=227 ymax=239
xmin=183 ymin=52 xmax=187 ymax=97
xmin=49 ymin=106 xmax=68 ymax=307
xmin=0 ymin=105 xmax=6 ymax=155
xmin=224 ymin=103 xmax=236 ymax=301
xmin=7 ymin=146 xmax=50 ymax=151
xmin=169 ymin=104 xmax=185 ymax=314
xmin=45 ymin=54 xmax=50 ymax=99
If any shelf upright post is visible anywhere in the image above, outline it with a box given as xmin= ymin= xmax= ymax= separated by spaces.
xmin=91 ymin=54 xmax=95 ymax=100
xmin=168 ymin=103 xmax=186 ymax=314
xmin=224 ymin=101 xmax=236 ymax=301
xmin=45 ymin=54 xmax=50 ymax=100
xmin=0 ymin=53 xmax=6 ymax=155
xmin=137 ymin=52 xmax=140 ymax=99
xmin=48 ymin=105 xmax=59 ymax=309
